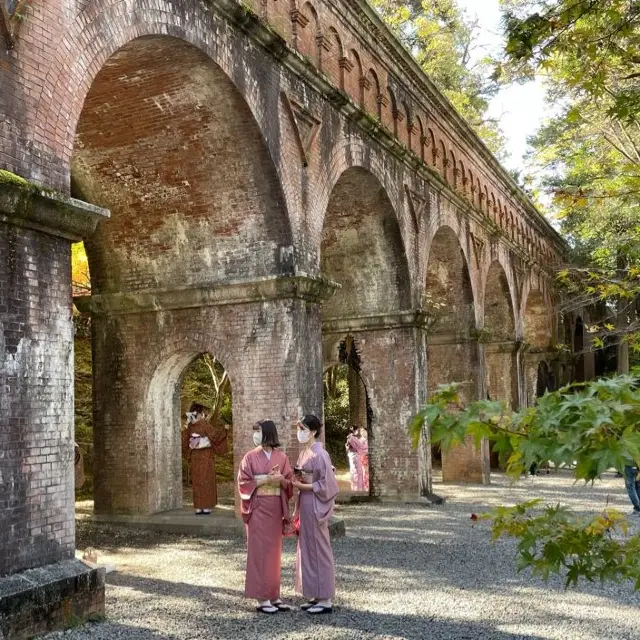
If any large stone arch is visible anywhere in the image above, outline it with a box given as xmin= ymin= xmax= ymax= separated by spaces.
xmin=73 ymin=35 xmax=292 ymax=294
xmin=320 ymin=165 xmax=411 ymax=318
xmin=521 ymin=287 xmax=554 ymax=407
xmin=425 ymin=224 xmax=484 ymax=482
xmin=319 ymin=164 xmax=418 ymax=498
xmin=31 ymin=0 xmax=299 ymax=226
xmin=482 ymin=260 xmax=519 ymax=412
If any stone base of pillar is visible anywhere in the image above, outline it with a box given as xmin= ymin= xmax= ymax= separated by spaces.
xmin=0 ymin=559 xmax=105 ymax=640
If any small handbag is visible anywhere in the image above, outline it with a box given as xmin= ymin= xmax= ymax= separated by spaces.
xmin=283 ymin=515 xmax=300 ymax=537
xmin=189 ymin=433 xmax=212 ymax=450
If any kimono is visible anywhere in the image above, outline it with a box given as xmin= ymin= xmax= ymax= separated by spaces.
xmin=182 ymin=418 xmax=228 ymax=510
xmin=346 ymin=433 xmax=369 ymax=492
xmin=294 ymin=441 xmax=339 ymax=600
xmin=238 ymin=447 xmax=293 ymax=600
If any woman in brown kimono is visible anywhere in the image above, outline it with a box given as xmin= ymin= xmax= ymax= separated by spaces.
xmin=182 ymin=403 xmax=228 ymax=514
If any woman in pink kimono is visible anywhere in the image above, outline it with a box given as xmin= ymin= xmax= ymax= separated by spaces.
xmin=346 ymin=426 xmax=369 ymax=492
xmin=292 ymin=414 xmax=339 ymax=615
xmin=238 ymin=420 xmax=293 ymax=614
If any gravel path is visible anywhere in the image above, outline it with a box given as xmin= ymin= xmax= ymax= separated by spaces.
xmin=45 ymin=472 xmax=640 ymax=640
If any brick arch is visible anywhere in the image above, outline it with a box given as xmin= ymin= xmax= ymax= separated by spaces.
xmin=427 ymin=128 xmax=437 ymax=166
xmin=424 ymin=224 xmax=476 ymax=334
xmin=319 ymin=165 xmax=412 ymax=318
xmin=415 ymin=114 xmax=426 ymax=162
xmin=348 ymin=48 xmax=364 ymax=105
xmin=386 ymin=86 xmax=398 ymax=136
xmin=481 ymin=260 xmax=517 ymax=340
xmin=521 ymin=287 xmax=553 ymax=350
xmin=439 ymin=140 xmax=447 ymax=177
xmin=73 ymin=35 xmax=293 ymax=295
xmin=450 ymin=150 xmax=457 ymax=189
xmin=143 ymin=340 xmax=239 ymax=513
xmin=299 ymin=1 xmax=321 ymax=65
xmin=313 ymin=139 xmax=406 ymax=250
xmin=365 ymin=67 xmax=381 ymax=117
xmin=31 ymin=0 xmax=297 ymax=223
xmin=458 ymin=159 xmax=466 ymax=195
xmin=326 ymin=26 xmax=344 ymax=88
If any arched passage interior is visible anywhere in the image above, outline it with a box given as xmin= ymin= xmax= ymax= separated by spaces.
xmin=523 ymin=290 xmax=554 ymax=406
xmin=483 ymin=261 xmax=517 ymax=471
xmin=320 ymin=167 xmax=415 ymax=497
xmin=71 ymin=35 xmax=291 ymax=515
xmin=323 ymin=337 xmax=372 ymax=496
xmin=424 ymin=226 xmax=480 ymax=482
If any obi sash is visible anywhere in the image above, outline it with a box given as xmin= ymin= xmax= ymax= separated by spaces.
xmin=255 ymin=475 xmax=281 ymax=496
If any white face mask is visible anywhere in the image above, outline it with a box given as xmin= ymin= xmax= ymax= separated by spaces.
xmin=186 ymin=412 xmax=197 ymax=425
xmin=252 ymin=431 xmax=263 ymax=447
xmin=297 ymin=429 xmax=311 ymax=444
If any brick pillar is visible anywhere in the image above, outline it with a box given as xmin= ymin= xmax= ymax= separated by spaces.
xmin=428 ymin=335 xmax=488 ymax=484
xmin=349 ymin=326 xmax=423 ymax=499
xmin=0 ymin=176 xmax=107 ymax=638
xmin=79 ymin=278 xmax=332 ymax=516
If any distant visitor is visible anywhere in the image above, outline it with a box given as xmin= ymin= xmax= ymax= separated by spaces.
xmin=346 ymin=425 xmax=369 ymax=492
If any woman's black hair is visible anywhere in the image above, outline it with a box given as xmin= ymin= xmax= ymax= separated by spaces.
xmin=189 ymin=402 xmax=208 ymax=415
xmin=257 ymin=420 xmax=281 ymax=448
xmin=349 ymin=425 xmax=360 ymax=435
xmin=301 ymin=414 xmax=322 ymax=439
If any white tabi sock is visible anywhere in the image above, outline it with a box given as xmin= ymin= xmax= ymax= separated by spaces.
xmin=317 ymin=599 xmax=332 ymax=607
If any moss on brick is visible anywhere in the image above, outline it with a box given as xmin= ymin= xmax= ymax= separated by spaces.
xmin=0 ymin=169 xmax=33 ymax=189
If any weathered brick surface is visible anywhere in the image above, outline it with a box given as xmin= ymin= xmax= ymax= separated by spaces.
xmin=0 ymin=222 xmax=75 ymax=576
xmin=91 ymin=298 xmax=323 ymax=514
xmin=0 ymin=559 xmax=104 ymax=639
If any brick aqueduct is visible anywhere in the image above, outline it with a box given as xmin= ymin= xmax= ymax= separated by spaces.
xmin=0 ymin=0 xmax=566 ymax=633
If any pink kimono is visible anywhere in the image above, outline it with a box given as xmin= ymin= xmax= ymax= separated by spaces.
xmin=294 ymin=441 xmax=339 ymax=600
xmin=238 ymin=447 xmax=293 ymax=601
xmin=346 ymin=433 xmax=369 ymax=492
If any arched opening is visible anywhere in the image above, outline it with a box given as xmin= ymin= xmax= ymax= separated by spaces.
xmin=323 ymin=337 xmax=371 ymax=498
xmin=72 ymin=35 xmax=290 ymax=295
xmin=320 ymin=167 xmax=411 ymax=318
xmin=574 ymin=316 xmax=585 ymax=382
xmin=72 ymin=35 xmax=290 ymax=516
xmin=484 ymin=262 xmax=517 ymax=471
xmin=523 ymin=290 xmax=553 ymax=407
xmin=143 ymin=351 xmax=233 ymax=514
xmin=535 ymin=361 xmax=551 ymax=397
xmin=425 ymin=227 xmax=479 ymax=482
xmin=180 ymin=354 xmax=233 ymax=510
xmin=321 ymin=167 xmax=414 ymax=497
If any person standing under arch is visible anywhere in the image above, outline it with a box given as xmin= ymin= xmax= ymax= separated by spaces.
xmin=292 ymin=414 xmax=339 ymax=614
xmin=346 ymin=425 xmax=368 ymax=492
xmin=182 ymin=403 xmax=228 ymax=514
xmin=238 ymin=420 xmax=294 ymax=614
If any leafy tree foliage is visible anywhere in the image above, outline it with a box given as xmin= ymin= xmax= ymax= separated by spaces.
xmin=324 ymin=365 xmax=351 ymax=467
xmin=410 ymin=376 xmax=640 ymax=588
xmin=496 ymin=0 xmax=640 ymax=368
xmin=372 ymin=0 xmax=507 ymax=154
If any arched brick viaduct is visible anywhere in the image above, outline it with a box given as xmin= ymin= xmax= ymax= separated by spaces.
xmin=0 ymin=0 xmax=566 ymax=632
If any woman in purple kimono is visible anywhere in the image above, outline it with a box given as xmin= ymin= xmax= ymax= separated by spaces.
xmin=291 ymin=414 xmax=339 ymax=615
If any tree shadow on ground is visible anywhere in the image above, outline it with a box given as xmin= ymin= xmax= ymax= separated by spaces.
xmin=99 ymin=573 xmax=550 ymax=640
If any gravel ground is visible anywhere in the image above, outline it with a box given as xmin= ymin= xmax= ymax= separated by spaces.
xmin=45 ymin=472 xmax=640 ymax=640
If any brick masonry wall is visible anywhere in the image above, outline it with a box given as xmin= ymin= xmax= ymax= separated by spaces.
xmin=91 ymin=298 xmax=323 ymax=515
xmin=0 ymin=0 xmax=564 ymax=544
xmin=0 ymin=223 xmax=75 ymax=576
